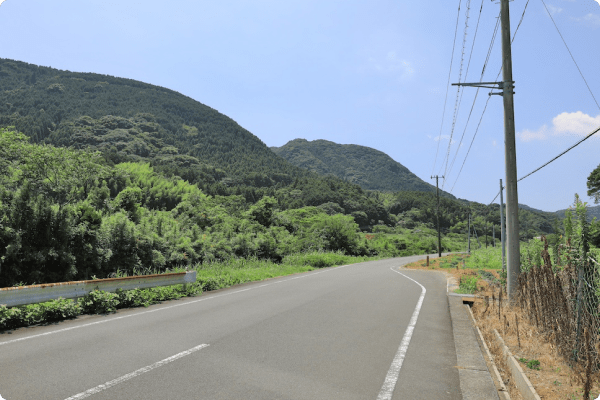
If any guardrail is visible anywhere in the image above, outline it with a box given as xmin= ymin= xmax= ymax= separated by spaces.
xmin=0 ymin=271 xmax=197 ymax=308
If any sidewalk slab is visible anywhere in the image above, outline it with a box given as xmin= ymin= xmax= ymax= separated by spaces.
xmin=448 ymin=295 xmax=500 ymax=399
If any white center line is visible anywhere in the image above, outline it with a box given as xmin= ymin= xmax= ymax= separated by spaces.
xmin=64 ymin=343 xmax=209 ymax=400
xmin=377 ymin=267 xmax=426 ymax=400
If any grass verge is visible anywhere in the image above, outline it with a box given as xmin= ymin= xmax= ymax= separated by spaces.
xmin=1 ymin=251 xmax=377 ymax=331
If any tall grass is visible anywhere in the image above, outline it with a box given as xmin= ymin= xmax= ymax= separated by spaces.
xmin=464 ymin=246 xmax=503 ymax=269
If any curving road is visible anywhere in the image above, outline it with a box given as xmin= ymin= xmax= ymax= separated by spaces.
xmin=0 ymin=255 xmax=462 ymax=399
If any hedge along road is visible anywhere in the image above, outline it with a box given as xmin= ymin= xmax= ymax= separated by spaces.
xmin=0 ymin=255 xmax=461 ymax=400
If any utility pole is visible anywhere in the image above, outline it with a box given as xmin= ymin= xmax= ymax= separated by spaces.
xmin=452 ymin=0 xmax=519 ymax=300
xmin=492 ymin=224 xmax=495 ymax=247
xmin=467 ymin=213 xmax=471 ymax=254
xmin=500 ymin=179 xmax=506 ymax=273
xmin=431 ymin=175 xmax=444 ymax=258
xmin=500 ymin=0 xmax=520 ymax=301
xmin=485 ymin=219 xmax=488 ymax=248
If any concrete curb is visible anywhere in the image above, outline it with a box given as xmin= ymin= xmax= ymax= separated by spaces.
xmin=448 ymin=295 xmax=500 ymax=399
xmin=466 ymin=306 xmax=511 ymax=400
xmin=493 ymin=329 xmax=542 ymax=400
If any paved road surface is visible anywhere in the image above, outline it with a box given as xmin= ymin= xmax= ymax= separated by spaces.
xmin=0 ymin=255 xmax=462 ymax=399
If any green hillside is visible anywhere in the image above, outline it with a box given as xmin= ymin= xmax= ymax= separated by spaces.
xmin=0 ymin=58 xmax=396 ymax=224
xmin=0 ymin=58 xmax=298 ymax=186
xmin=271 ymin=139 xmax=454 ymax=197
xmin=0 ymin=59 xmax=561 ymax=288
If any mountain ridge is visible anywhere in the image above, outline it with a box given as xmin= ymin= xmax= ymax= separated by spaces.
xmin=271 ymin=138 xmax=455 ymax=198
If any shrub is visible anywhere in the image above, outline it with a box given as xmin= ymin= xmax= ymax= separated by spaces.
xmin=457 ymin=275 xmax=478 ymax=294
xmin=80 ymin=290 xmax=120 ymax=314
xmin=41 ymin=298 xmax=81 ymax=321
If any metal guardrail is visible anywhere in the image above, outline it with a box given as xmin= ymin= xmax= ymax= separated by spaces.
xmin=0 ymin=271 xmax=197 ymax=307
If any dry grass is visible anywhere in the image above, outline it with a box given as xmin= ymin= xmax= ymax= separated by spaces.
xmin=404 ymin=254 xmax=600 ymax=400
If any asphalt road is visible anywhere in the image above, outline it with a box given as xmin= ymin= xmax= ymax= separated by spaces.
xmin=0 ymin=255 xmax=462 ymax=400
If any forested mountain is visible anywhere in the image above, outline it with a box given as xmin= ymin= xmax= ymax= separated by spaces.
xmin=555 ymin=204 xmax=600 ymax=222
xmin=0 ymin=58 xmax=393 ymax=224
xmin=0 ymin=59 xmax=561 ymax=288
xmin=0 ymin=58 xmax=296 ymax=186
xmin=271 ymin=139 xmax=454 ymax=197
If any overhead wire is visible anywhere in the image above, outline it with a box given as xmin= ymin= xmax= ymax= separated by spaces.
xmin=432 ymin=0 xmax=463 ymax=176
xmin=441 ymin=0 xmax=472 ymax=180
xmin=481 ymin=0 xmax=596 ymax=205
xmin=484 ymin=124 xmax=600 ymax=205
xmin=540 ymin=0 xmax=600 ymax=112
xmin=444 ymin=0 xmax=485 ymax=186
xmin=448 ymin=13 xmax=501 ymax=192
xmin=449 ymin=0 xmax=532 ymax=193
xmin=517 ymin=125 xmax=600 ymax=183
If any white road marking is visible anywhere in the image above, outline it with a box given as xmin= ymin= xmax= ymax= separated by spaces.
xmin=377 ymin=267 xmax=426 ymax=400
xmin=64 ymin=343 xmax=209 ymax=399
xmin=0 ymin=264 xmax=354 ymax=346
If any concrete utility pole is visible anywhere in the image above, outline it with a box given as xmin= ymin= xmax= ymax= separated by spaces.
xmin=452 ymin=0 xmax=519 ymax=299
xmin=467 ymin=213 xmax=471 ymax=254
xmin=431 ymin=175 xmax=444 ymax=258
xmin=500 ymin=0 xmax=520 ymax=301
xmin=485 ymin=220 xmax=488 ymax=248
xmin=500 ymin=179 xmax=506 ymax=273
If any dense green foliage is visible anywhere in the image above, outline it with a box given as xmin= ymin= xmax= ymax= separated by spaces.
xmin=0 ymin=128 xmax=410 ymax=287
xmin=271 ymin=138 xmax=454 ymax=196
xmin=0 ymin=126 xmax=558 ymax=288
xmin=0 ymin=59 xmax=561 ymax=291
xmin=0 ymin=58 xmax=407 ymax=226
xmin=381 ymin=190 xmax=555 ymax=242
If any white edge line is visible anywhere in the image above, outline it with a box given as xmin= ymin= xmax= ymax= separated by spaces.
xmin=64 ymin=343 xmax=209 ymax=400
xmin=376 ymin=267 xmax=426 ymax=400
xmin=0 ymin=264 xmax=354 ymax=346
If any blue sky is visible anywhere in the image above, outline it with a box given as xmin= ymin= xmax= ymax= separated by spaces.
xmin=0 ymin=0 xmax=599 ymax=211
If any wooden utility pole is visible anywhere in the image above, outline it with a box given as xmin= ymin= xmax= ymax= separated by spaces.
xmin=431 ymin=175 xmax=444 ymax=258
xmin=500 ymin=0 xmax=520 ymax=301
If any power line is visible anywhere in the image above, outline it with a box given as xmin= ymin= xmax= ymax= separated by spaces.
xmin=517 ymin=125 xmax=600 ymax=183
xmin=432 ymin=0 xmax=463 ymax=176
xmin=540 ymin=0 xmax=600 ymax=112
xmin=441 ymin=0 xmax=472 ymax=179
xmin=512 ymin=0 xmax=530 ymax=44
xmin=450 ymin=94 xmax=492 ymax=193
xmin=488 ymin=188 xmax=503 ymax=206
xmin=484 ymin=125 xmax=600 ymax=207
xmin=445 ymin=0 xmax=485 ymax=183
xmin=446 ymin=13 xmax=500 ymax=188
xmin=448 ymin=0 xmax=531 ymax=190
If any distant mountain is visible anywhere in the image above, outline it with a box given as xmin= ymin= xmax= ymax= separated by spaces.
xmin=271 ymin=139 xmax=455 ymax=198
xmin=555 ymin=204 xmax=600 ymax=222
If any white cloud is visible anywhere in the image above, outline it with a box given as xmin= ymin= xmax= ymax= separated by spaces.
xmin=433 ymin=134 xmax=456 ymax=145
xmin=518 ymin=111 xmax=600 ymax=142
xmin=519 ymin=125 xmax=550 ymax=142
xmin=364 ymin=50 xmax=414 ymax=81
xmin=546 ymin=4 xmax=563 ymax=15
xmin=492 ymin=140 xmax=498 ymax=147
xmin=0 ymin=0 xmax=7 ymax=7
xmin=572 ymin=13 xmax=600 ymax=28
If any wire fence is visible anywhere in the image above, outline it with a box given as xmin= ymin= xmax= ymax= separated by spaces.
xmin=516 ymin=200 xmax=600 ymax=385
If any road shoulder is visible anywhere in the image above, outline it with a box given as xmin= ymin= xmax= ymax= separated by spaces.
xmin=448 ymin=294 xmax=501 ymax=399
